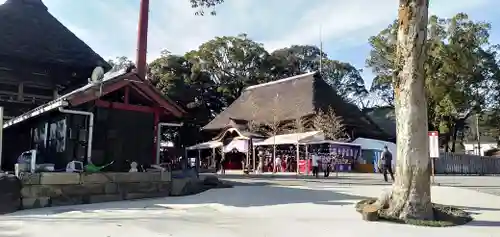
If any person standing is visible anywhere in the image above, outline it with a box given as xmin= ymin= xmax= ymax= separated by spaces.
xmin=311 ymin=153 xmax=319 ymax=178
xmin=274 ymin=156 xmax=282 ymax=173
xmin=220 ymin=156 xmax=227 ymax=175
xmin=378 ymin=146 xmax=395 ymax=182
xmin=323 ymin=156 xmax=331 ymax=178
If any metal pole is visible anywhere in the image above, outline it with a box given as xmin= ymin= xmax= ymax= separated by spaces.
xmin=0 ymin=107 xmax=3 ymax=171
xmin=296 ymin=143 xmax=300 ymax=175
xmin=197 ymin=149 xmax=201 ymax=173
xmin=305 ymin=145 xmax=309 ymax=175
xmin=252 ymin=140 xmax=256 ymax=173
xmin=476 ymin=113 xmax=481 ymax=156
xmin=246 ymin=140 xmax=249 ymax=172
xmin=156 ymin=122 xmax=183 ymax=165
xmin=431 ymin=158 xmax=435 ymax=184
xmin=212 ymin=147 xmax=215 ymax=168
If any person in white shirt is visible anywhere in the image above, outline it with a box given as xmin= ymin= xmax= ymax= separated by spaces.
xmin=311 ymin=154 xmax=319 ymax=178
xmin=274 ymin=157 xmax=282 ymax=172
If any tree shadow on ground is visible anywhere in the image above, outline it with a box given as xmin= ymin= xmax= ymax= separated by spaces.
xmin=450 ymin=205 xmax=500 ymax=212
xmin=213 ymin=173 xmax=384 ymax=181
xmin=6 ymin=184 xmax=371 ymax=221
xmin=313 ymin=201 xmax=355 ymax=206
xmin=466 ymin=220 xmax=500 ymax=227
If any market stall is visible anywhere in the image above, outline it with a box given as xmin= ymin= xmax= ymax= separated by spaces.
xmin=186 ymin=141 xmax=223 ymax=150
xmin=186 ymin=140 xmax=223 ymax=170
xmin=253 ymin=131 xmax=324 ymax=173
xmin=222 ymin=138 xmax=249 ymax=170
xmin=352 ymin=137 xmax=396 ymax=173
xmin=299 ymin=140 xmax=362 ymax=174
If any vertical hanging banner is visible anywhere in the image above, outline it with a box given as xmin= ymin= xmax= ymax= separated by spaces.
xmin=428 ymin=131 xmax=439 ymax=158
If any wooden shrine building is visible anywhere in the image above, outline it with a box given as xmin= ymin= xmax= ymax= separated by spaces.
xmin=0 ymin=0 xmax=110 ymax=119
xmin=203 ymin=72 xmax=393 ymax=142
xmin=2 ymin=70 xmax=185 ymax=171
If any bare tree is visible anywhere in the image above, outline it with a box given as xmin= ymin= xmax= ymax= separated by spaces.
xmin=292 ymin=117 xmax=306 ymax=134
xmin=379 ymin=0 xmax=433 ymax=221
xmin=260 ymin=94 xmax=283 ymax=172
xmin=246 ymin=119 xmax=260 ymax=132
xmin=244 ymin=94 xmax=265 ymax=172
xmin=313 ymin=107 xmax=348 ymax=140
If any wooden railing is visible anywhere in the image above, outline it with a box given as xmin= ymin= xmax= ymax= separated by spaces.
xmin=434 ymin=152 xmax=500 ymax=175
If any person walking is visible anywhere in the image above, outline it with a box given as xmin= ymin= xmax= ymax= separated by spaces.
xmin=311 ymin=153 xmax=320 ymax=178
xmin=378 ymin=145 xmax=395 ymax=182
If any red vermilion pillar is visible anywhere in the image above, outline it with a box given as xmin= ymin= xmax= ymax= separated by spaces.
xmin=136 ymin=0 xmax=149 ymax=79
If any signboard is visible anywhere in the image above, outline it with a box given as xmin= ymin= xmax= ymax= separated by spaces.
xmin=428 ymin=131 xmax=439 ymax=158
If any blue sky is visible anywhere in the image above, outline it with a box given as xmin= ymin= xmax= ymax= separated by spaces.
xmin=5 ymin=0 xmax=500 ymax=88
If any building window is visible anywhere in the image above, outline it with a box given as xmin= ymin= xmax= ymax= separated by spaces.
xmin=48 ymin=119 xmax=67 ymax=152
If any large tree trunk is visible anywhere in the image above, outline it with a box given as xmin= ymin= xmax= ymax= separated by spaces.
xmin=386 ymin=0 xmax=434 ymax=220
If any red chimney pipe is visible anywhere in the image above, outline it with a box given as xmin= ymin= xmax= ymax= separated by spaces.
xmin=136 ymin=0 xmax=149 ymax=79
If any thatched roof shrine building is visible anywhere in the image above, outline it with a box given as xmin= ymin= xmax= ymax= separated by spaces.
xmin=203 ymin=72 xmax=393 ymax=141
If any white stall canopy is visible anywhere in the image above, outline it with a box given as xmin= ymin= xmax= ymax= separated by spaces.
xmin=352 ymin=137 xmax=397 ymax=158
xmin=186 ymin=140 xmax=222 ymax=150
xmin=223 ymin=139 xmax=248 ymax=153
xmin=254 ymin=131 xmax=325 ymax=146
xmin=304 ymin=140 xmax=362 ymax=147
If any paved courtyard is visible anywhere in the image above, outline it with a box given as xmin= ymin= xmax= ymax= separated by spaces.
xmin=0 ymin=174 xmax=498 ymax=237
xmin=217 ymin=172 xmax=500 ymax=196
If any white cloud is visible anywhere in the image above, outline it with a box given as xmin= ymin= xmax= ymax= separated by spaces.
xmin=10 ymin=0 xmax=498 ymax=62
xmin=263 ymin=0 xmax=493 ymax=52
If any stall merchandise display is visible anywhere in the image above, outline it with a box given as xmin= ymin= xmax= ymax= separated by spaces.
xmin=257 ymin=147 xmax=298 ymax=172
xmin=299 ymin=143 xmax=361 ymax=173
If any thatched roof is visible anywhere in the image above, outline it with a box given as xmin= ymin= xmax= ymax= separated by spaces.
xmin=363 ymin=106 xmax=396 ymax=138
xmin=203 ymin=72 xmax=391 ymax=141
xmin=0 ymin=0 xmax=110 ymax=70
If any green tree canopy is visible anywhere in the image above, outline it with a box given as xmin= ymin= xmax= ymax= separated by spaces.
xmin=366 ymin=13 xmax=500 ymax=150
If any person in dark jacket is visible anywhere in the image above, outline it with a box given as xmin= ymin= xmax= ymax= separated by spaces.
xmin=378 ymin=146 xmax=395 ymax=182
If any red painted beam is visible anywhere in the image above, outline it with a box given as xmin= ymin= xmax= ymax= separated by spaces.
xmin=69 ymin=80 xmax=130 ymax=106
xmin=95 ymin=100 xmax=156 ymax=113
xmin=131 ymin=82 xmax=183 ymax=117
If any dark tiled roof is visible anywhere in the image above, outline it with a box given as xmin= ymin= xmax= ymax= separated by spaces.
xmin=203 ymin=72 xmax=391 ymax=141
xmin=0 ymin=0 xmax=110 ymax=70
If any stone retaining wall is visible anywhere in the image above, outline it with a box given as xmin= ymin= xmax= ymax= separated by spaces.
xmin=20 ymin=172 xmax=174 ymax=209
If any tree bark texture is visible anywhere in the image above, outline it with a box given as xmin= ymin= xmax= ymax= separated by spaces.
xmin=388 ymin=0 xmax=434 ymax=220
